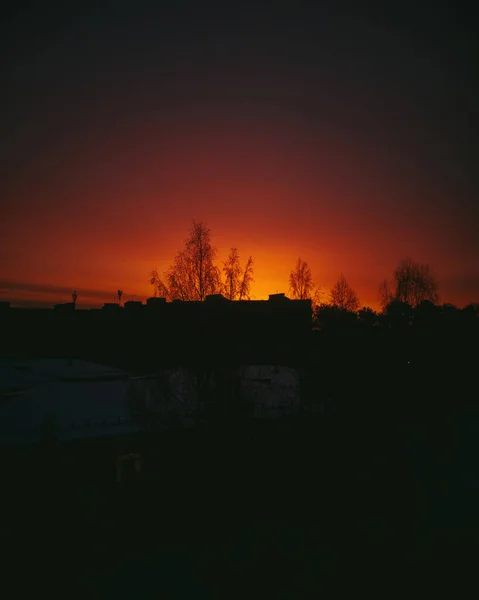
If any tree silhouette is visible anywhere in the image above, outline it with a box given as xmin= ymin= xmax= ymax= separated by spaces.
xmin=223 ymin=248 xmax=241 ymax=300
xmin=358 ymin=306 xmax=377 ymax=326
xmin=380 ymin=257 xmax=439 ymax=310
xmin=150 ymin=221 xmax=222 ymax=301
xmin=238 ymin=256 xmax=254 ymax=301
xmin=462 ymin=303 xmax=479 ymax=320
xmin=72 ymin=290 xmax=77 ymax=306
xmin=378 ymin=279 xmax=392 ymax=312
xmin=149 ymin=268 xmax=171 ymax=299
xmin=330 ymin=275 xmax=360 ymax=312
xmin=289 ymin=258 xmax=314 ymax=300
xmin=223 ymin=248 xmax=254 ymax=300
xmin=416 ymin=299 xmax=438 ymax=316
xmin=117 ymin=289 xmax=123 ymax=306
xmin=441 ymin=303 xmax=459 ymax=316
xmin=384 ymin=299 xmax=413 ymax=326
xmin=314 ymin=302 xmax=358 ymax=330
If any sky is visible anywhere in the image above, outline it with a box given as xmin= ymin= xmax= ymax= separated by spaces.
xmin=1 ymin=1 xmax=478 ymax=309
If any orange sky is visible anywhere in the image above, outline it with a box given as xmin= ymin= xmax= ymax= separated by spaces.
xmin=1 ymin=3 xmax=478 ymax=310
xmin=1 ymin=114 xmax=477 ymax=310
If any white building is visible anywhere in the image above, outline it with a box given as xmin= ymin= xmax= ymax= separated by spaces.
xmin=0 ymin=358 xmax=142 ymax=445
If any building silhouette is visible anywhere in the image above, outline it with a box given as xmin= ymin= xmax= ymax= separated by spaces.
xmin=0 ymin=293 xmax=312 ymax=368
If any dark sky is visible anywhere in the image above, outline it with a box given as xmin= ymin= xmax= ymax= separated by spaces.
xmin=1 ymin=1 xmax=478 ymax=308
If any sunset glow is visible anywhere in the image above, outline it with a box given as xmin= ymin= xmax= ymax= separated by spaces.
xmin=1 ymin=4 xmax=477 ymax=311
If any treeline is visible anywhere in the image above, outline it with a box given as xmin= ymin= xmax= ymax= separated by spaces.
xmin=148 ymin=220 xmax=478 ymax=325
xmin=311 ymin=256 xmax=477 ymax=330
xmin=313 ymin=298 xmax=479 ymax=331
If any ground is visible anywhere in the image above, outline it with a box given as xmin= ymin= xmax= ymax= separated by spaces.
xmin=4 ymin=408 xmax=478 ymax=597
xmin=1 ymin=331 xmax=477 ymax=596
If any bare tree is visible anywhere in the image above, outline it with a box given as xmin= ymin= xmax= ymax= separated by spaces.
xmin=222 ymin=248 xmax=245 ymax=300
xmin=379 ymin=279 xmax=393 ymax=312
xmin=239 ymin=256 xmax=254 ymax=300
xmin=358 ymin=306 xmax=378 ymax=326
xmin=150 ymin=221 xmax=222 ymax=301
xmin=289 ymin=258 xmax=314 ymax=300
xmin=394 ymin=257 xmax=439 ymax=307
xmin=149 ymin=268 xmax=170 ymax=298
xmin=223 ymin=249 xmax=254 ymax=301
xmin=311 ymin=287 xmax=324 ymax=311
xmin=229 ymin=248 xmax=254 ymax=300
xmin=380 ymin=257 xmax=439 ymax=310
xmin=330 ymin=274 xmax=360 ymax=312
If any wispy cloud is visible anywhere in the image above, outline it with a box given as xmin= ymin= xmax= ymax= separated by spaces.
xmin=0 ymin=298 xmax=73 ymax=309
xmin=0 ymin=281 xmax=114 ymax=301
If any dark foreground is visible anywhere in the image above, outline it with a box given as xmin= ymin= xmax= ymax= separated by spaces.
xmin=2 ymin=321 xmax=478 ymax=597
xmin=3 ymin=399 xmax=478 ymax=598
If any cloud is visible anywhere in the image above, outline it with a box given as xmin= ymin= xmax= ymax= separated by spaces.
xmin=0 ymin=298 xmax=66 ymax=309
xmin=0 ymin=280 xmax=112 ymax=301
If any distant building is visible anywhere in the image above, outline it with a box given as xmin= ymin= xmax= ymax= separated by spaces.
xmin=53 ymin=302 xmax=75 ymax=313
xmin=268 ymin=293 xmax=289 ymax=301
xmin=0 ymin=358 xmax=140 ymax=446
xmin=0 ymin=293 xmax=312 ymax=367
xmin=146 ymin=297 xmax=167 ymax=308
xmin=124 ymin=300 xmax=143 ymax=312
xmin=205 ymin=294 xmax=230 ymax=303
xmin=102 ymin=303 xmax=122 ymax=311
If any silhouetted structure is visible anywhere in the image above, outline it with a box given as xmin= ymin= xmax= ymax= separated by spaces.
xmin=53 ymin=302 xmax=75 ymax=313
xmin=146 ymin=297 xmax=167 ymax=308
xmin=102 ymin=302 xmax=122 ymax=312
xmin=0 ymin=293 xmax=312 ymax=369
xmin=124 ymin=300 xmax=143 ymax=312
